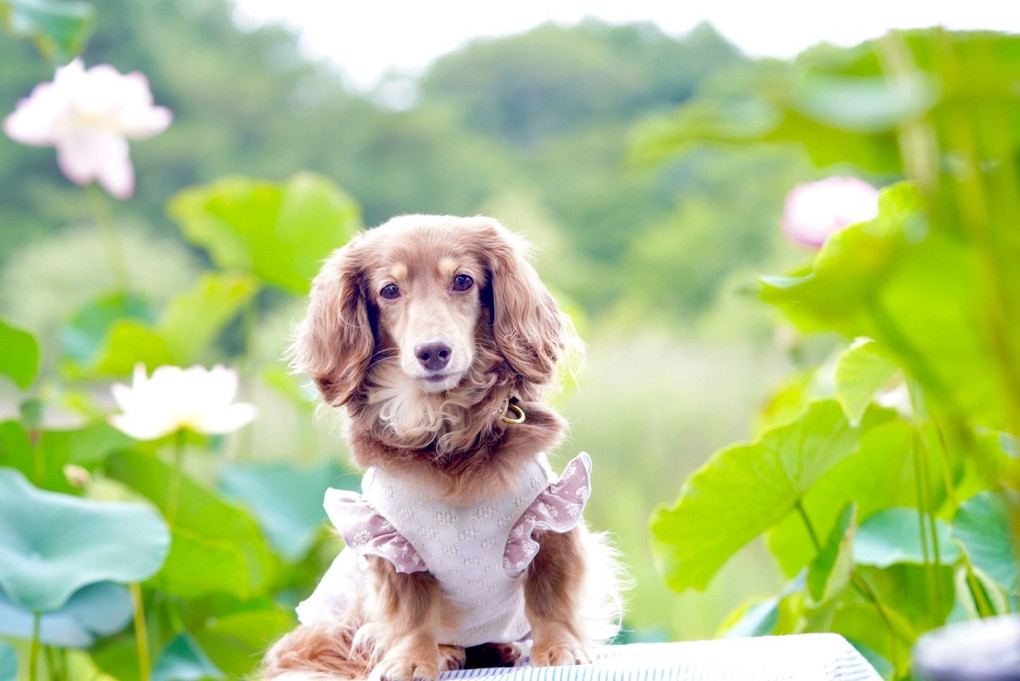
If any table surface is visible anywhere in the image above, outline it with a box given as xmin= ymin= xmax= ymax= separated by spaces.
xmin=442 ymin=634 xmax=882 ymax=681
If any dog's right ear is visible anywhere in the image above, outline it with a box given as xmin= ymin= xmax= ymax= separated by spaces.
xmin=291 ymin=241 xmax=374 ymax=407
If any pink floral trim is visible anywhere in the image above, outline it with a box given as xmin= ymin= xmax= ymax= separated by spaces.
xmin=503 ymin=453 xmax=592 ymax=574
xmin=323 ymin=488 xmax=427 ymax=574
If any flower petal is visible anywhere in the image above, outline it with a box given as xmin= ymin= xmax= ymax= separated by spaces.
xmin=108 ymin=413 xmax=176 ymax=441
xmin=5 ymin=58 xmax=170 ymax=194
xmin=782 ymin=177 xmax=880 ymax=250
xmin=55 ymin=129 xmax=130 ymax=188
xmin=96 ymin=151 xmax=135 ymax=199
xmin=108 ymin=364 xmax=255 ymax=440
xmin=194 ymin=402 xmax=258 ymax=435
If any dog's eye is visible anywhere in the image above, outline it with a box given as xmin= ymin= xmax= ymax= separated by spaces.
xmin=380 ymin=283 xmax=400 ymax=300
xmin=452 ymin=274 xmax=474 ymax=292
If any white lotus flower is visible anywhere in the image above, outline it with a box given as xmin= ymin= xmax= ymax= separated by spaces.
xmin=3 ymin=58 xmax=172 ymax=199
xmin=782 ymin=177 xmax=880 ymax=249
xmin=109 ymin=364 xmax=257 ymax=441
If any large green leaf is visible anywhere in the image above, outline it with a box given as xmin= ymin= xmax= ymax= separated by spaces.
xmin=951 ymin=492 xmax=1018 ymax=594
xmin=853 ymin=507 xmax=961 ymax=567
xmin=0 ymin=468 xmax=170 ymax=611
xmin=630 ymin=62 xmax=904 ymax=174
xmin=192 ymin=607 xmax=293 ymax=676
xmin=0 ymin=641 xmax=15 ymax=681
xmin=834 ymin=340 xmax=900 ymax=426
xmin=0 ymin=317 xmax=39 ymax=390
xmin=154 ymin=528 xmax=252 ymax=600
xmin=762 ymin=181 xmax=1018 ymax=431
xmin=168 ymin=173 xmax=360 ymax=295
xmin=91 ymin=320 xmax=174 ymax=376
xmin=219 ymin=461 xmax=355 ymax=562
xmin=791 ymin=72 xmax=938 ymax=134
xmin=760 ymin=182 xmax=924 ymax=331
xmin=0 ymin=581 xmax=132 ymax=647
xmin=61 ymin=293 xmax=154 ymax=365
xmin=105 ymin=450 xmax=277 ymax=598
xmin=158 ymin=272 xmax=258 ymax=363
xmin=0 ymin=421 xmax=34 ymax=481
xmin=0 ymin=420 xmax=133 ymax=493
xmin=718 ymin=572 xmax=806 ymax=638
xmin=767 ymin=419 xmax=918 ymax=576
xmin=76 ymin=273 xmax=257 ymax=377
xmin=0 ymin=0 xmax=95 ymax=62
xmin=650 ymin=400 xmax=861 ymax=592
xmin=152 ymin=633 xmax=224 ymax=681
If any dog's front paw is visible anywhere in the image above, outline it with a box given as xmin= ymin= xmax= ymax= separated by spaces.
xmin=438 ymin=645 xmax=466 ymax=672
xmin=370 ymin=655 xmax=439 ymax=681
xmin=530 ymin=639 xmax=590 ymax=666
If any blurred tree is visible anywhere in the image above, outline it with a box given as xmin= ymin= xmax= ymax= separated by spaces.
xmin=1 ymin=0 xmax=801 ymax=326
xmin=421 ymin=20 xmax=745 ymax=146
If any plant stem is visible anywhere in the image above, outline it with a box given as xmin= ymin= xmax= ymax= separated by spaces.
xmin=795 ymin=499 xmax=904 ymax=671
xmin=87 ymin=183 xmax=129 ymax=292
xmin=238 ymin=297 xmax=259 ymax=461
xmin=43 ymin=645 xmax=57 ymax=681
xmin=30 ymin=431 xmax=44 ymax=487
xmin=794 ymin=499 xmax=823 ymax=553
xmin=29 ymin=610 xmax=41 ymax=681
xmin=130 ymin=583 xmax=151 ymax=681
xmin=850 ymin=572 xmax=903 ymax=671
xmin=963 ymin=560 xmax=996 ymax=618
xmin=910 ymin=427 xmax=944 ymax=627
xmin=166 ymin=429 xmax=186 ymax=524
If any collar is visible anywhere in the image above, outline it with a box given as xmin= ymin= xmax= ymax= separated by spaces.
xmin=499 ymin=397 xmax=526 ymax=424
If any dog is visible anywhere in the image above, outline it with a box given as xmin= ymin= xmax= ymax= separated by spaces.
xmin=262 ymin=215 xmax=623 ymax=681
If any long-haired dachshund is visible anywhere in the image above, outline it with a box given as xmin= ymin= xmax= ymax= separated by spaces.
xmin=263 ymin=215 xmax=623 ymax=681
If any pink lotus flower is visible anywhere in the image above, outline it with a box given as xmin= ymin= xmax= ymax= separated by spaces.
xmin=782 ymin=177 xmax=880 ymax=249
xmin=109 ymin=364 xmax=257 ymax=441
xmin=3 ymin=59 xmax=172 ymax=199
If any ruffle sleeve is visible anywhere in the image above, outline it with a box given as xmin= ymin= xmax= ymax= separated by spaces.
xmin=503 ymin=452 xmax=592 ymax=574
xmin=323 ymin=488 xmax=427 ymax=574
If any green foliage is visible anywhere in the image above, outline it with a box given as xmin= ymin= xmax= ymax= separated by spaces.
xmin=0 ymin=582 xmax=132 ymax=647
xmin=853 ymin=509 xmax=960 ymax=567
xmin=219 ymin=461 xmax=355 ymax=563
xmin=0 ymin=317 xmax=39 ymax=389
xmin=807 ymin=503 xmax=856 ymax=603
xmin=0 ymin=642 xmax=15 ymax=681
xmin=0 ymin=0 xmax=94 ymax=63
xmin=1 ymin=160 xmax=360 ymax=673
xmin=834 ymin=340 xmax=899 ymax=426
xmin=650 ymin=400 xmax=865 ymax=592
xmin=151 ymin=633 xmax=224 ymax=681
xmin=951 ymin=492 xmax=1018 ymax=594
xmin=168 ymin=173 xmax=360 ymax=295
xmin=649 ymin=27 xmax=1020 ymax=680
xmin=422 ymin=21 xmax=744 ymax=147
xmin=105 ymin=450 xmax=276 ymax=599
xmin=0 ymin=468 xmax=169 ymax=611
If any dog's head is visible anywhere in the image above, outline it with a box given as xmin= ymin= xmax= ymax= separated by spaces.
xmin=293 ymin=215 xmax=573 ymax=408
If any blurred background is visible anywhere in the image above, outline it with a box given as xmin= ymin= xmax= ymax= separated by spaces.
xmin=1 ymin=0 xmax=1013 ymax=649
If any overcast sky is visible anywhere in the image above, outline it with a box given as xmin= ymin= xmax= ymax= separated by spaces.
xmin=234 ymin=0 xmax=1020 ymax=91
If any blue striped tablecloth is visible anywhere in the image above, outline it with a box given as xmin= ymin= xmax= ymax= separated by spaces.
xmin=443 ymin=635 xmax=882 ymax=681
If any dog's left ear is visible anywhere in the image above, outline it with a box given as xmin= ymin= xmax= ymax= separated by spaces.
xmin=290 ymin=238 xmax=375 ymax=407
xmin=476 ymin=219 xmax=571 ymax=386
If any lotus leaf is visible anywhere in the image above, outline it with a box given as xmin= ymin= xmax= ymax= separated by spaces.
xmin=0 ymin=468 xmax=170 ymax=611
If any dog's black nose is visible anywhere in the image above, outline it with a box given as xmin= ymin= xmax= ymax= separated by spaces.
xmin=415 ymin=341 xmax=452 ymax=371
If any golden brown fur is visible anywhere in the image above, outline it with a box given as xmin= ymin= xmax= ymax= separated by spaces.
xmin=264 ymin=216 xmax=622 ymax=681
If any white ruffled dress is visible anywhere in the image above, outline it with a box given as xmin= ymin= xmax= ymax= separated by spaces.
xmin=296 ymin=453 xmax=592 ymax=648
